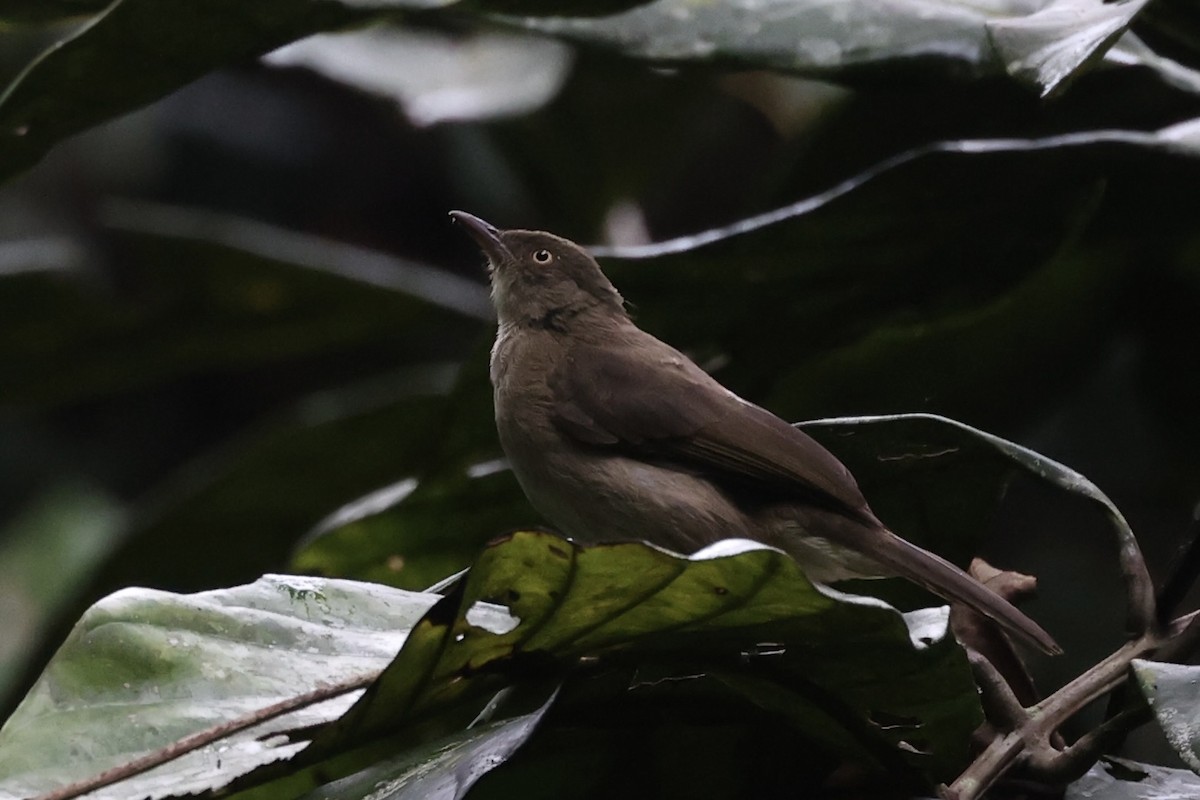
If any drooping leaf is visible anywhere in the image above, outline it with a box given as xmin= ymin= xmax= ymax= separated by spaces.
xmin=4 ymin=0 xmax=1199 ymax=189
xmin=496 ymin=0 xmax=1189 ymax=94
xmin=0 ymin=534 xmax=982 ymax=799
xmin=294 ymin=468 xmax=536 ymax=592
xmin=293 ymin=688 xmax=558 ymax=800
xmin=0 ymin=574 xmax=432 ymax=800
xmin=0 ymin=0 xmax=378 ymax=185
xmin=986 ymin=0 xmax=1151 ymax=97
xmin=801 ymin=413 xmax=1135 ymax=566
xmin=563 ymin=125 xmax=1200 ymax=433
xmin=320 ymin=533 xmax=982 ymax=783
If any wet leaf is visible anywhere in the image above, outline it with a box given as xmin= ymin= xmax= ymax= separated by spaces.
xmin=1131 ymin=659 xmax=1200 ymax=773
xmin=1066 ymin=755 xmax=1200 ymax=799
xmin=0 ymin=535 xmax=983 ymax=798
xmin=0 ymin=574 xmax=431 ymax=800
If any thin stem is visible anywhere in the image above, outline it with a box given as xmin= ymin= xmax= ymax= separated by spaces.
xmin=1025 ymin=706 xmax=1152 ymax=783
xmin=947 ymin=629 xmax=1170 ymax=800
xmin=966 ymin=648 xmax=1028 ymax=728
xmin=30 ymin=672 xmax=379 ymax=800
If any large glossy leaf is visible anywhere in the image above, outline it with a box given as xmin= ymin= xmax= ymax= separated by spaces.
xmin=1131 ymin=659 xmax=1200 ymax=773
xmin=988 ymin=0 xmax=1151 ymax=96
xmin=299 ymin=392 xmax=1128 ymax=634
xmin=294 ymin=468 xmax=536 ymax=592
xmin=317 ymin=533 xmax=982 ymax=783
xmin=0 ymin=0 xmax=652 ymax=185
xmin=586 ymin=126 xmax=1200 ymax=424
xmin=499 ymin=0 xmax=1189 ymax=94
xmin=293 ymin=689 xmax=557 ymax=800
xmin=0 ymin=1 xmax=379 ymax=185
xmin=802 ymin=413 xmax=1134 ymax=563
xmin=0 ymin=535 xmax=982 ymax=798
xmin=0 ymin=574 xmax=433 ymax=800
xmin=4 ymin=0 xmax=1199 ymax=189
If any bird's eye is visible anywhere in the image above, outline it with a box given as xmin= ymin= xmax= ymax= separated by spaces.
xmin=533 ymin=249 xmax=553 ymax=264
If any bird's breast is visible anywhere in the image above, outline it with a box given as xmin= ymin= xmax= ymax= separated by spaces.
xmin=511 ymin=444 xmax=753 ymax=555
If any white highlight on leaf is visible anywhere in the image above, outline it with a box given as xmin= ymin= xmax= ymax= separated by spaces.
xmin=265 ymin=25 xmax=573 ymax=127
xmin=467 ymin=459 xmax=510 ymax=479
xmin=466 ymin=601 xmax=521 ymax=635
xmin=690 ymin=538 xmax=777 ymax=560
xmin=308 ymin=478 xmax=419 ymax=536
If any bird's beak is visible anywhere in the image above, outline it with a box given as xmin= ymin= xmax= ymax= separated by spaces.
xmin=450 ymin=210 xmax=511 ymax=266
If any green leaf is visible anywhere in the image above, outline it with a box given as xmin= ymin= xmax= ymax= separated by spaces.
xmin=0 ymin=574 xmax=435 ymax=799
xmin=295 ymin=688 xmax=557 ymax=800
xmin=4 ymin=0 xmax=1199 ymax=189
xmin=294 ymin=468 xmax=537 ymax=592
xmin=496 ymin=0 xmax=1188 ymax=93
xmin=0 ymin=535 xmax=982 ymax=798
xmin=1131 ymin=659 xmax=1200 ymax=773
xmin=293 ymin=352 xmax=525 ymax=590
xmin=0 ymin=485 xmax=123 ymax=712
xmin=0 ymin=0 xmax=374 ymax=185
xmin=324 ymin=532 xmax=982 ymax=783
xmin=802 ymin=413 xmax=1134 ymax=565
xmin=589 ymin=130 xmax=1200 ymax=426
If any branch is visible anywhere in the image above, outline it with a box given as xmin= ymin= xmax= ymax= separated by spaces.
xmin=945 ymin=610 xmax=1200 ymax=800
xmin=30 ymin=671 xmax=380 ymax=800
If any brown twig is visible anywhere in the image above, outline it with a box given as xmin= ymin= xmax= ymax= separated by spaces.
xmin=29 ymin=672 xmax=380 ymax=800
xmin=965 ymin=649 xmax=1027 ymax=728
xmin=945 ymin=610 xmax=1199 ymax=800
xmin=1024 ymin=705 xmax=1152 ymax=783
xmin=944 ymin=483 xmax=1169 ymax=798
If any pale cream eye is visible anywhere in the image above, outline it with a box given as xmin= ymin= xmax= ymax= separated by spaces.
xmin=533 ymin=249 xmax=553 ymax=264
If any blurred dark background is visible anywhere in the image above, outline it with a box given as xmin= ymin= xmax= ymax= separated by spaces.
xmin=1 ymin=6 xmax=1199 ymax=768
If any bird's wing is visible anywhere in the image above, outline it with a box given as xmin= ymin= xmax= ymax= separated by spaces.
xmin=549 ymin=338 xmax=871 ymax=518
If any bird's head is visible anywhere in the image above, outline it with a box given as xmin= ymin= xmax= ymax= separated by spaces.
xmin=451 ymin=211 xmax=626 ymax=330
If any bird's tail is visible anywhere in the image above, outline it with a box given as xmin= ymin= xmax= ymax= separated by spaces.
xmin=835 ymin=520 xmax=1062 ymax=655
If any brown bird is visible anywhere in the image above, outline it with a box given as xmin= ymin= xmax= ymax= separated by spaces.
xmin=452 ymin=210 xmax=1059 ymax=655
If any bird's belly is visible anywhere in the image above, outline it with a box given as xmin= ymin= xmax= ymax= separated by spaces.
xmin=764 ymin=519 xmax=885 ymax=583
xmin=511 ymin=448 xmax=750 ymax=554
xmin=495 ymin=405 xmax=882 ymax=581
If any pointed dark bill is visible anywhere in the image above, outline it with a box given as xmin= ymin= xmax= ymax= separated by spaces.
xmin=450 ymin=211 xmax=511 ymax=265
